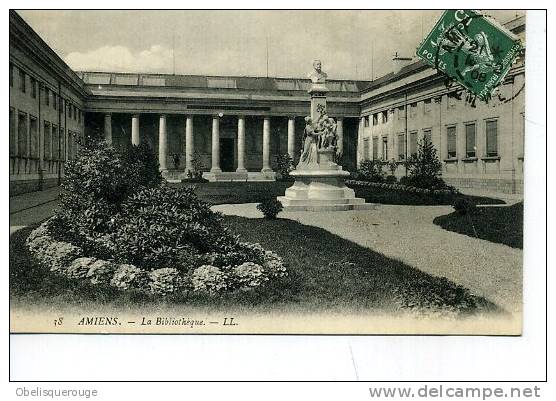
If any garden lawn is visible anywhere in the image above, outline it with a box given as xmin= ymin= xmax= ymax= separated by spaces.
xmin=10 ymin=217 xmax=499 ymax=316
xmin=348 ymin=183 xmax=505 ymax=206
xmin=176 ymin=181 xmax=504 ymax=207
xmin=433 ymin=202 xmax=523 ymax=249
xmin=175 ymin=181 xmax=293 ymax=205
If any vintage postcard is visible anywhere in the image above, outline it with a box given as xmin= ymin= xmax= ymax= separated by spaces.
xmin=9 ymin=9 xmax=529 ymax=335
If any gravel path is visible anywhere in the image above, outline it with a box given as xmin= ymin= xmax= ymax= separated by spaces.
xmin=213 ymin=203 xmax=523 ymax=315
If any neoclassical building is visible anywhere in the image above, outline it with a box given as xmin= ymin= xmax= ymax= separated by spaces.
xmin=9 ymin=10 xmax=525 ymax=195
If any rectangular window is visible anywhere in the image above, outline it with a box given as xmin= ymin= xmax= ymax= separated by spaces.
xmin=397 ymin=133 xmax=406 ymax=160
xmin=447 ymin=126 xmax=457 ymax=158
xmin=410 ymin=102 xmax=417 ymax=117
xmin=372 ymin=114 xmax=378 ymax=126
xmin=67 ymin=132 xmax=73 ymax=160
xmin=60 ymin=128 xmax=66 ymax=160
xmin=44 ymin=121 xmax=51 ymax=160
xmin=465 ymin=123 xmax=476 ymax=157
xmin=398 ymin=106 xmax=405 ymax=120
xmin=30 ymin=116 xmax=38 ymax=158
xmin=18 ymin=112 xmax=28 ymax=157
xmin=29 ymin=116 xmax=39 ymax=158
xmin=486 ymin=120 xmax=498 ymax=157
xmin=9 ymin=63 xmax=13 ymax=87
xmin=409 ymin=131 xmax=418 ymax=156
xmin=363 ymin=138 xmax=370 ymax=160
xmin=381 ymin=110 xmax=388 ymax=124
xmin=68 ymin=104 xmax=72 ymax=119
xmin=30 ymin=77 xmax=37 ymax=98
xmin=19 ymin=69 xmax=26 ymax=93
xmin=424 ymin=98 xmax=432 ymax=114
xmin=364 ymin=116 xmax=369 ymax=127
xmin=53 ymin=94 xmax=57 ymax=110
xmin=423 ymin=129 xmax=432 ymax=145
xmin=9 ymin=107 xmax=16 ymax=156
xmin=382 ymin=137 xmax=388 ymax=160
xmin=372 ymin=137 xmax=378 ymax=160
xmin=52 ymin=125 xmax=59 ymax=160
xmin=45 ymin=88 xmax=50 ymax=106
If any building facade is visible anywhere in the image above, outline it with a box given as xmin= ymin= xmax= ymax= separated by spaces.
xmin=9 ymin=11 xmax=525 ymax=195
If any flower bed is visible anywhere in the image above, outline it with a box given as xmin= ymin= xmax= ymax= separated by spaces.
xmin=26 ymin=220 xmax=287 ymax=296
xmin=346 ymin=179 xmax=457 ymax=196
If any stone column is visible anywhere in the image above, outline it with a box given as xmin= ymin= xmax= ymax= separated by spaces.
xmin=104 ymin=113 xmax=112 ymax=144
xmin=185 ymin=115 xmax=194 ymax=173
xmin=210 ymin=115 xmax=221 ymax=172
xmin=356 ymin=117 xmax=364 ymax=167
xmin=236 ymin=115 xmax=247 ymax=172
xmin=261 ymin=117 xmax=271 ymax=172
xmin=158 ymin=114 xmax=167 ymax=171
xmin=336 ymin=117 xmax=344 ymax=158
xmin=131 ymin=114 xmax=140 ymax=145
xmin=287 ymin=117 xmax=295 ymax=159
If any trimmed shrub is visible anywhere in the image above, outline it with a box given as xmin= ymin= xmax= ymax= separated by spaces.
xmin=149 ymin=268 xmax=186 ymax=295
xmin=48 ymin=139 xmax=161 ymax=255
xmin=233 ymin=262 xmax=267 ymax=289
xmin=403 ymin=139 xmax=453 ymax=190
xmin=452 ymin=197 xmax=476 ymax=215
xmin=110 ymin=185 xmax=238 ymax=269
xmin=66 ymin=257 xmax=97 ymax=279
xmin=275 ymin=153 xmax=294 ymax=181
xmin=355 ymin=159 xmax=385 ymax=182
xmin=256 ymin=198 xmax=283 ymax=219
xmin=191 ymin=265 xmax=228 ymax=293
xmin=110 ymin=264 xmax=149 ymax=291
xmin=385 ymin=175 xmax=397 ymax=184
xmin=86 ymin=260 xmax=117 ymax=285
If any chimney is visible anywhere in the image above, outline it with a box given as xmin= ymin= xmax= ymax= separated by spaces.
xmin=392 ymin=52 xmax=412 ymax=74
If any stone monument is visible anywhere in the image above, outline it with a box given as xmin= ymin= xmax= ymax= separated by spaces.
xmin=277 ymin=60 xmax=371 ymax=211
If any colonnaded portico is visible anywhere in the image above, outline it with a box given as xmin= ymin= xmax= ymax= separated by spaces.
xmin=87 ymin=111 xmax=356 ymax=182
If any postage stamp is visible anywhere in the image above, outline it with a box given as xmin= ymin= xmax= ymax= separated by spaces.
xmin=417 ymin=9 xmax=523 ymax=101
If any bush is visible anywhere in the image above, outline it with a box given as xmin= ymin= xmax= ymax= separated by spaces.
xmin=122 ymin=142 xmax=163 ymax=190
xmin=275 ymin=154 xmax=294 ymax=181
xmin=385 ymin=175 xmax=397 ymax=184
xmin=387 ymin=158 xmax=398 ymax=176
xmin=191 ymin=265 xmax=228 ymax=293
xmin=185 ymin=151 xmax=208 ymax=182
xmin=149 ymin=268 xmax=187 ymax=295
xmin=452 ymin=197 xmax=476 ymax=215
xmin=356 ymin=160 xmax=385 ymax=182
xmin=233 ymin=262 xmax=267 ymax=289
xmin=403 ymin=139 xmax=451 ymax=190
xmin=110 ymin=185 xmax=238 ymax=269
xmin=49 ymin=139 xmax=161 ymax=254
xmin=257 ymin=198 xmax=283 ymax=219
xmin=35 ymin=138 xmax=287 ymax=297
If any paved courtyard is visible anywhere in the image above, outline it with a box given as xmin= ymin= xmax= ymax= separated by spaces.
xmin=213 ymin=202 xmax=523 ymax=315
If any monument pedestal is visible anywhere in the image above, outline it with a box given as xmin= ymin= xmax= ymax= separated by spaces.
xmin=277 ymin=150 xmax=373 ymax=212
xmin=277 ymin=61 xmax=373 ymax=211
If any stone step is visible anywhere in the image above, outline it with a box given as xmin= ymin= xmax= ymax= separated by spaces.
xmin=278 ymin=201 xmax=376 ymax=212
xmin=277 ymin=196 xmax=365 ymax=206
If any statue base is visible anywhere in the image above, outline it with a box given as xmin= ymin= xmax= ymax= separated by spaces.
xmin=277 ymin=150 xmax=373 ymax=212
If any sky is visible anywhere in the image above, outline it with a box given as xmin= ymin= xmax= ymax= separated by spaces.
xmin=18 ymin=10 xmax=524 ymax=81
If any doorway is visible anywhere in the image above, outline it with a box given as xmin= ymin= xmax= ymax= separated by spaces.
xmin=220 ymin=138 xmax=235 ymax=172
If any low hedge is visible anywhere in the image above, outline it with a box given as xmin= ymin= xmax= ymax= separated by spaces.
xmin=346 ymin=179 xmax=458 ymax=196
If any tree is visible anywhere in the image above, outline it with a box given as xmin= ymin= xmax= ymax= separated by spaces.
xmin=403 ymin=139 xmax=447 ymax=190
